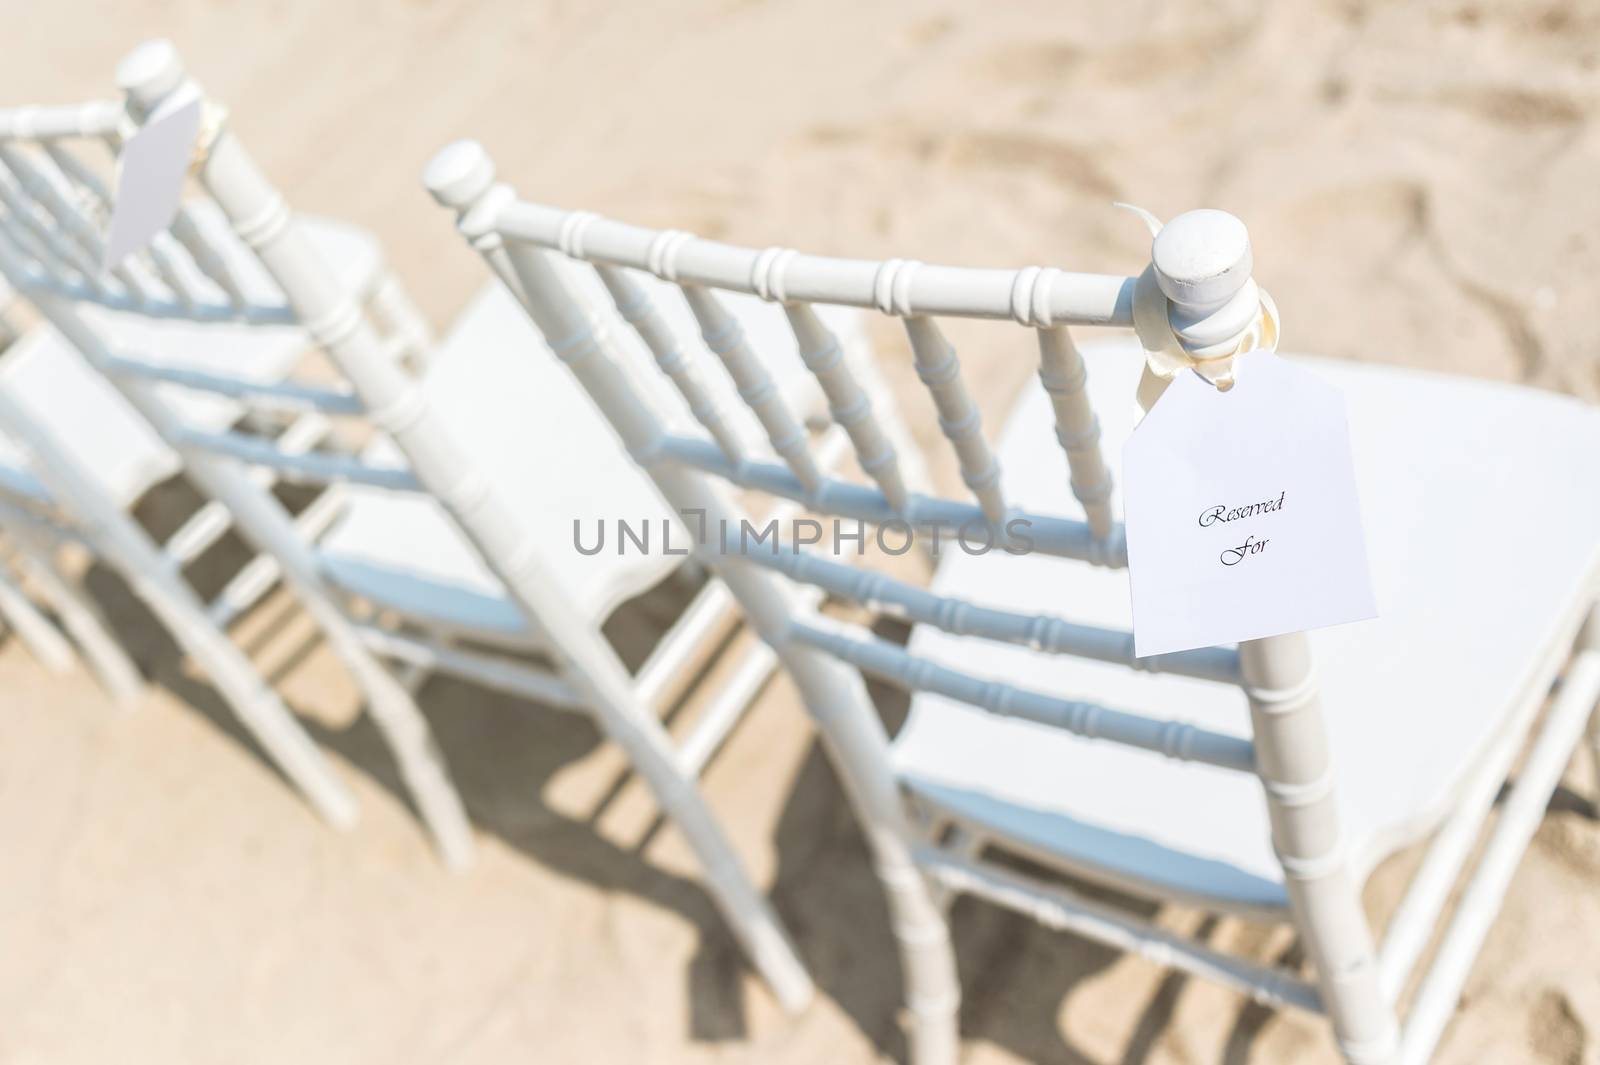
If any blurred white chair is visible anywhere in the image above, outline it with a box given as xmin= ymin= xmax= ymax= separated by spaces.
xmin=0 ymin=39 xmax=833 ymax=1009
xmin=0 ymin=80 xmax=438 ymax=833
xmin=435 ymin=139 xmax=1600 ymax=1065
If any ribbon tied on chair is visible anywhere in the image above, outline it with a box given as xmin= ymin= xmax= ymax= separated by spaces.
xmin=1118 ymin=203 xmax=1280 ymax=410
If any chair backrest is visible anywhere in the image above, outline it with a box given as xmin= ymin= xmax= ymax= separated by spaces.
xmin=0 ymin=72 xmax=435 ymax=629
xmin=427 ymin=140 xmax=1280 ymax=758
xmin=37 ymin=41 xmax=742 ymax=743
xmin=426 ymin=139 xmax=1398 ymax=1054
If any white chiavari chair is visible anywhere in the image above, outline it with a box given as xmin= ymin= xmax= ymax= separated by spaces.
xmin=29 ymin=39 xmax=839 ymax=1008
xmin=431 ymin=138 xmax=1600 ymax=1065
xmin=0 ymin=62 xmax=447 ymax=833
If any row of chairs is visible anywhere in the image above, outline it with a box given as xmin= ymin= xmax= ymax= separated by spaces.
xmin=2 ymin=38 xmax=1598 ymax=1065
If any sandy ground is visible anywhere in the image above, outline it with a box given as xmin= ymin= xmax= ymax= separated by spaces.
xmin=1 ymin=0 xmax=1599 ymax=1062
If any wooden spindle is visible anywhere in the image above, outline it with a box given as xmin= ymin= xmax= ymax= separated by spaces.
xmin=0 ymin=143 xmax=159 ymax=303
xmin=901 ymin=314 xmax=1006 ymax=528
xmin=1241 ymin=633 xmax=1399 ymax=1063
xmin=1037 ymin=326 xmax=1114 ymax=541
xmin=678 ymin=281 xmax=821 ymax=493
xmin=784 ymin=301 xmax=911 ymax=514
xmin=595 ymin=262 xmax=747 ymax=464
xmin=51 ymin=139 xmax=203 ymax=308
xmin=0 ymin=162 xmax=105 ymax=292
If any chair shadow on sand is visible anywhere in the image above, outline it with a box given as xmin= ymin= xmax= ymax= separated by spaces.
xmin=70 ymin=476 xmax=1416 ymax=1064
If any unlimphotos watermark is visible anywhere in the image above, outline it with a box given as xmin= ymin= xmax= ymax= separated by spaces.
xmin=574 ymin=510 xmax=1036 ymax=558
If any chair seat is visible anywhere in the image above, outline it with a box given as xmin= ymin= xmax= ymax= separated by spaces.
xmin=0 ymin=209 xmax=383 ymax=509
xmin=894 ymin=339 xmax=1600 ymax=914
xmin=317 ymin=275 xmax=868 ymax=639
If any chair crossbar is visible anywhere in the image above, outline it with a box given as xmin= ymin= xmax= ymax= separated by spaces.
xmin=1375 ymin=620 xmax=1576 ymax=1002
xmin=2 ymin=260 xmax=293 ymax=323
xmin=172 ymin=427 xmax=421 ymax=491
xmin=164 ymin=412 xmax=334 ymax=569
xmin=632 ymin=576 xmax=739 ymax=710
xmin=352 ymin=621 xmax=585 ymax=710
xmin=1397 ymin=648 xmax=1600 ymax=1065
xmin=103 ymin=354 xmax=365 ymax=415
xmin=206 ymin=487 xmax=348 ymax=629
xmin=496 ymin=202 xmax=1136 ymax=327
xmin=659 ymin=433 xmax=1127 ymax=566
xmin=741 ymin=547 xmax=1238 ymax=683
xmin=677 ymin=634 xmax=779 ymax=777
xmin=917 ymin=848 xmax=1322 ymax=1014
xmin=0 ymin=103 xmax=122 ymax=143
xmin=788 ymin=617 xmax=1255 ymax=772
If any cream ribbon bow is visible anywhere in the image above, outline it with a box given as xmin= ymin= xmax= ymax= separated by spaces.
xmin=1117 ymin=204 xmax=1280 ymax=410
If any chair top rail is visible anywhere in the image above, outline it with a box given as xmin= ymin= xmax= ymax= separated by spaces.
xmin=742 ymin=547 xmax=1238 ymax=683
xmin=495 ymin=201 xmax=1136 ymax=327
xmin=788 ymin=616 xmax=1254 ymax=772
xmin=0 ymin=102 xmax=124 ymax=143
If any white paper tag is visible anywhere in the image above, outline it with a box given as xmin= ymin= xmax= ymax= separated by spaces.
xmin=102 ymin=92 xmax=202 ymax=272
xmin=1123 ymin=352 xmax=1377 ymax=657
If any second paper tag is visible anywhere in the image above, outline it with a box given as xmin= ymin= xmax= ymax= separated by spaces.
xmin=1123 ymin=353 xmax=1377 ymax=658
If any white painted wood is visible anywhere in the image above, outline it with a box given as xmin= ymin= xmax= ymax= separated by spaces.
xmin=739 ymin=543 xmax=1237 ymax=682
xmin=434 ymin=140 xmax=955 ymax=1059
xmin=785 ymin=301 xmax=911 ymax=513
xmin=595 ymin=262 xmax=747 ymax=463
xmin=445 ymin=138 xmax=1600 ymax=1064
xmin=1242 ymin=632 xmax=1398 ymax=1063
xmin=903 ymin=314 xmax=1006 ymax=529
xmin=495 ymin=198 xmax=1135 ymax=327
xmin=919 ymin=847 xmax=1322 ymax=1013
xmin=1035 ymin=325 xmax=1113 ymax=542
xmin=898 ymin=339 xmax=1600 ymax=915
xmin=0 ymin=57 xmax=472 ymax=863
xmin=97 ymin=77 xmax=813 ymax=1000
xmin=0 ymin=376 xmax=359 ymax=828
xmin=792 ymin=615 xmax=1252 ymax=772
xmin=659 ymin=434 xmax=1117 ymax=564
xmin=1399 ymin=638 xmax=1600 ymax=1065
xmin=0 ymin=540 xmax=75 ymax=673
xmin=2 ymin=514 xmax=143 ymax=706
xmin=679 ymin=283 xmax=822 ymax=492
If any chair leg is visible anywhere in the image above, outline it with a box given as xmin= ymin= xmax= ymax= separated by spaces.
xmin=806 ymin=684 xmax=962 ymax=1065
xmin=583 ymin=680 xmax=814 ymax=1013
xmin=0 ymin=384 xmax=358 ymax=828
xmin=1243 ymin=634 xmax=1398 ymax=1065
xmin=325 ymin=632 xmax=475 ymax=869
xmin=9 ymin=528 xmax=142 ymax=707
xmin=167 ymin=457 xmax=474 ymax=869
xmin=133 ymin=558 xmax=359 ymax=827
xmin=0 ymin=546 xmax=75 ymax=674
xmin=1586 ymin=711 xmax=1600 ymax=820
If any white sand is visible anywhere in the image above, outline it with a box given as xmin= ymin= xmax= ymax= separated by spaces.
xmin=1 ymin=1 xmax=1598 ymax=1061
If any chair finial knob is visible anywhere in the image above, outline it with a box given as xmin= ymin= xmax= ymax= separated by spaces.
xmin=116 ymin=39 xmax=186 ymax=111
xmin=424 ymin=141 xmax=496 ymax=210
xmin=1151 ymin=209 xmax=1252 ymax=309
